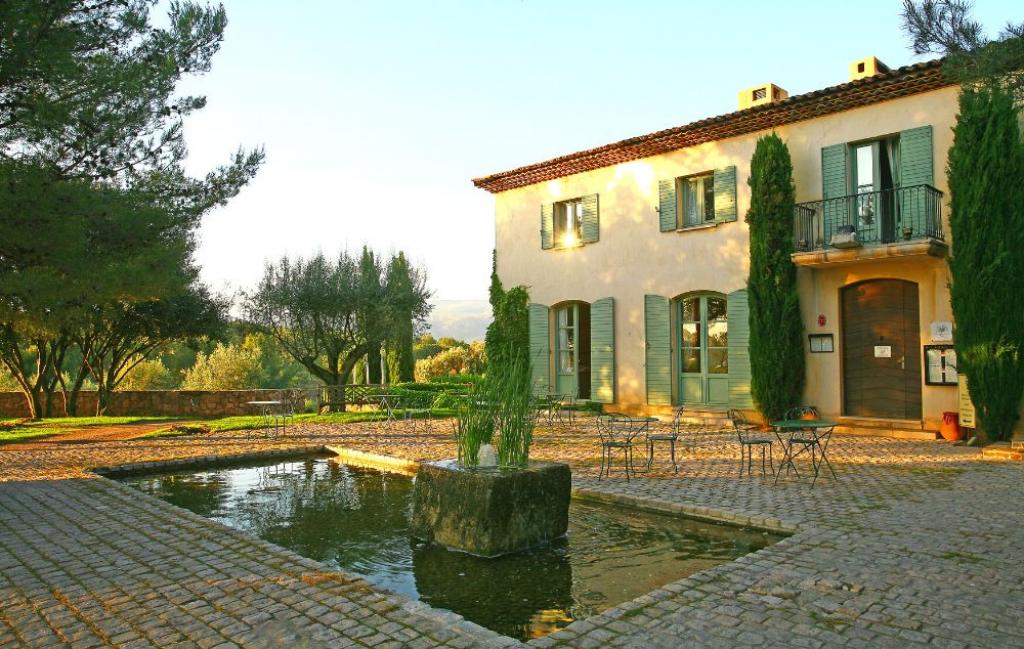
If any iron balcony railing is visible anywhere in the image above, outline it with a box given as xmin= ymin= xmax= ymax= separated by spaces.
xmin=794 ymin=184 xmax=944 ymax=252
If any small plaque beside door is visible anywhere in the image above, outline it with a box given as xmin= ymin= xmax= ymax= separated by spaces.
xmin=874 ymin=345 xmax=892 ymax=358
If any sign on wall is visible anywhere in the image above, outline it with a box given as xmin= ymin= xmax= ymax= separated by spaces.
xmin=958 ymin=375 xmax=976 ymax=429
xmin=930 ymin=321 xmax=953 ymax=342
xmin=874 ymin=345 xmax=892 ymax=358
xmin=808 ymin=334 xmax=834 ymax=353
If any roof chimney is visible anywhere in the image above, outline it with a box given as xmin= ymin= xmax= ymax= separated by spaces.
xmin=849 ymin=56 xmax=890 ymax=81
xmin=738 ymin=83 xmax=789 ymax=111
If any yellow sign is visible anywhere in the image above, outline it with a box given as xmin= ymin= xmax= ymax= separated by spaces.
xmin=958 ymin=375 xmax=976 ymax=429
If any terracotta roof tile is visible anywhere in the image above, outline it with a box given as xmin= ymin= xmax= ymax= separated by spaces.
xmin=472 ymin=59 xmax=952 ymax=193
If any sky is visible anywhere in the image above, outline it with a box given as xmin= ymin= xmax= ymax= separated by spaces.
xmin=178 ymin=0 xmax=1019 ymax=303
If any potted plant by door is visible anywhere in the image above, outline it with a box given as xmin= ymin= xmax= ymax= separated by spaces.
xmin=410 ymin=350 xmax=571 ymax=557
xmin=830 ymin=224 xmax=861 ymax=248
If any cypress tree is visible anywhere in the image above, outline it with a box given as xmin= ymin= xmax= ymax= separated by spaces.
xmin=947 ymin=86 xmax=1024 ymax=440
xmin=388 ymin=253 xmax=417 ymax=383
xmin=485 ymin=250 xmax=507 ymax=373
xmin=484 ymin=250 xmax=530 ymax=377
xmin=746 ymin=133 xmax=805 ymax=422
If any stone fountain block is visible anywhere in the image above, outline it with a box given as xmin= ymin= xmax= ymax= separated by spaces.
xmin=410 ymin=460 xmax=571 ymax=557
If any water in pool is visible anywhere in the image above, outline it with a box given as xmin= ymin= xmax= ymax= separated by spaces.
xmin=120 ymin=456 xmax=780 ymax=640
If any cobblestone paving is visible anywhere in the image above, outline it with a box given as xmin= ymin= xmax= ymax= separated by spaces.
xmin=1 ymin=416 xmax=1022 ymax=647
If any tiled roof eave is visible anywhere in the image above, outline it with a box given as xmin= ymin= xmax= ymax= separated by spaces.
xmin=472 ymin=59 xmax=953 ymax=193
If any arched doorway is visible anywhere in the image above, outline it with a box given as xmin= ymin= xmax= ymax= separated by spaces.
xmin=553 ymin=301 xmax=591 ymax=399
xmin=841 ymin=279 xmax=921 ymax=419
xmin=676 ymin=292 xmax=729 ymax=407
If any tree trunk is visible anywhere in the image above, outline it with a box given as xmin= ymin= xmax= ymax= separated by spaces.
xmin=22 ymin=388 xmax=42 ymax=421
xmin=95 ymin=386 xmax=112 ymax=416
xmin=367 ymin=345 xmax=382 ymax=384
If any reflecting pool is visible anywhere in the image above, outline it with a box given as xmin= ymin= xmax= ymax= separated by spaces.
xmin=120 ymin=455 xmax=780 ymax=640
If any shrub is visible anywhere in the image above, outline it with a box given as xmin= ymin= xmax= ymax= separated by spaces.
xmin=116 ymin=358 xmax=178 ymax=391
xmin=414 ymin=341 xmax=485 ymax=381
xmin=182 ymin=339 xmax=262 ymax=390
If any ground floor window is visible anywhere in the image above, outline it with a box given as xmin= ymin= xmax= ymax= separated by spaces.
xmin=554 ymin=302 xmax=591 ymax=399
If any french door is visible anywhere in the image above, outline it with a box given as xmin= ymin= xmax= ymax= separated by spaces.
xmin=555 ymin=303 xmax=591 ymax=399
xmin=678 ymin=294 xmax=729 ymax=406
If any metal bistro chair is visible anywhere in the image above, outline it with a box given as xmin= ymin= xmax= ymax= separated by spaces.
xmin=645 ymin=407 xmax=682 ymax=473
xmin=270 ymin=389 xmax=301 ymax=435
xmin=597 ymin=415 xmax=640 ymax=480
xmin=556 ymin=393 xmax=577 ymax=425
xmin=731 ymin=409 xmax=774 ymax=478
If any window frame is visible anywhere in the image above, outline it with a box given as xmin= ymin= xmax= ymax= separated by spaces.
xmin=674 ymin=171 xmax=717 ymax=230
xmin=553 ymin=197 xmax=584 ymax=248
xmin=677 ymin=293 xmax=729 ymax=377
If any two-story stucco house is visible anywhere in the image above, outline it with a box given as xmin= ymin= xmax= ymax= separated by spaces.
xmin=474 ymin=56 xmax=966 ymax=435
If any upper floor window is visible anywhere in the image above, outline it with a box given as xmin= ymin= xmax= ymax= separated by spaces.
xmin=658 ymin=166 xmax=737 ymax=233
xmin=681 ymin=173 xmax=716 ymax=228
xmin=555 ymin=198 xmax=584 ymax=248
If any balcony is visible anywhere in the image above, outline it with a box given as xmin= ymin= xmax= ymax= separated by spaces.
xmin=792 ymin=184 xmax=946 ymax=267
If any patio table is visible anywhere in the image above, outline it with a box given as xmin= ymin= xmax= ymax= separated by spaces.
xmin=770 ymin=419 xmax=838 ymax=487
xmin=246 ymin=400 xmax=281 ymax=438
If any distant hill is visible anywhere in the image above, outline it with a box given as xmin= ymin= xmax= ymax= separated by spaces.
xmin=427 ymin=300 xmax=491 ymax=342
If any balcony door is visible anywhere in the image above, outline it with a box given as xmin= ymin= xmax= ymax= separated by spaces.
xmin=851 ymin=137 xmax=898 ymax=243
xmin=842 ymin=279 xmax=922 ymax=419
xmin=678 ymin=294 xmax=729 ymax=407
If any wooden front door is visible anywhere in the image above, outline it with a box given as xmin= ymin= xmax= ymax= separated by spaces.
xmin=842 ymin=279 xmax=922 ymax=419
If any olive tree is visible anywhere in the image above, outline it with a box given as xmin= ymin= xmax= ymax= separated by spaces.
xmin=245 ymin=249 xmax=430 ymax=409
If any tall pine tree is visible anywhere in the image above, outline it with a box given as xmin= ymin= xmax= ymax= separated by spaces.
xmin=746 ymin=133 xmax=805 ymax=422
xmin=947 ymin=86 xmax=1024 ymax=440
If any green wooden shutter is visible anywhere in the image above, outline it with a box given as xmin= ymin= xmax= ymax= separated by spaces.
xmin=899 ymin=126 xmax=934 ymax=186
xmin=899 ymin=125 xmax=934 ymax=234
xmin=658 ymin=179 xmax=677 ymax=231
xmin=714 ymin=165 xmax=737 ymax=223
xmin=581 ymin=194 xmax=599 ymax=243
xmin=590 ymin=297 xmax=615 ymax=403
xmin=644 ymin=295 xmax=672 ymax=405
xmin=540 ymin=204 xmax=554 ymax=250
xmin=528 ymin=304 xmax=550 ymax=395
xmin=821 ymin=143 xmax=850 ymax=236
xmin=726 ymin=288 xmax=753 ymax=409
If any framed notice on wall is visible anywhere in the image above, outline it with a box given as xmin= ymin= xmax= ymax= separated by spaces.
xmin=808 ymin=334 xmax=834 ymax=353
xmin=924 ymin=344 xmax=958 ymax=386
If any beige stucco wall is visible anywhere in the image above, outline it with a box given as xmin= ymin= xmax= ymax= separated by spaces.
xmin=798 ymin=259 xmax=954 ymax=429
xmin=492 ymin=85 xmax=961 ymax=426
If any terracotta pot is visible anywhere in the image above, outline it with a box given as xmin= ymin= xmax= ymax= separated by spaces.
xmin=939 ymin=411 xmax=962 ymax=441
xmin=799 ymin=411 xmax=818 ymax=421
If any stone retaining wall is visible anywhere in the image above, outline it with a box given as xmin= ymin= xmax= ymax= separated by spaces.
xmin=0 ymin=389 xmax=301 ymax=419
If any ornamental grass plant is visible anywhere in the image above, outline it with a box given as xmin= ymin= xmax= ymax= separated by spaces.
xmin=455 ymin=347 xmax=535 ymax=468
